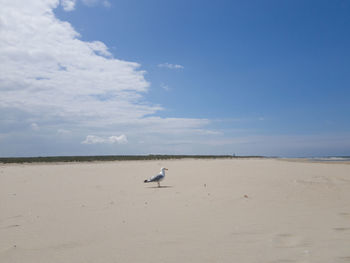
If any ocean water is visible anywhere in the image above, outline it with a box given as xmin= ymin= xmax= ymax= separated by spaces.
xmin=308 ymin=157 xmax=350 ymax=162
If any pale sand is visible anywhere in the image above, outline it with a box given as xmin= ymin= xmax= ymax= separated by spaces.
xmin=1 ymin=159 xmax=350 ymax=263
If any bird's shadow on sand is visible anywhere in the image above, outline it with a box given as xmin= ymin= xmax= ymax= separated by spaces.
xmin=146 ymin=185 xmax=173 ymax=189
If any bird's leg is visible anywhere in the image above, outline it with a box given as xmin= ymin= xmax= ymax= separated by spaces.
xmin=157 ymin=181 xmax=160 ymax=188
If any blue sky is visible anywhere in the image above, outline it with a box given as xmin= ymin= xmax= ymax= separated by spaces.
xmin=1 ymin=0 xmax=350 ymax=157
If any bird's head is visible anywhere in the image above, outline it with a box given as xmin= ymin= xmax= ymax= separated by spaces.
xmin=161 ymin=167 xmax=168 ymax=171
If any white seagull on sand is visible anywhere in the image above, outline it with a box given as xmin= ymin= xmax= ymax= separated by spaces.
xmin=144 ymin=167 xmax=168 ymax=187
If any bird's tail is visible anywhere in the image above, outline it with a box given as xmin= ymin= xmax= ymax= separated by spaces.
xmin=144 ymin=179 xmax=149 ymax=183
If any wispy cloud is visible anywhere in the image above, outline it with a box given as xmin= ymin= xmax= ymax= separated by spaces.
xmin=61 ymin=0 xmax=77 ymax=11
xmin=60 ymin=0 xmax=111 ymax=11
xmin=102 ymin=0 xmax=111 ymax=8
xmin=158 ymin=63 xmax=184 ymax=69
xmin=31 ymin=123 xmax=40 ymax=131
xmin=82 ymin=134 xmax=128 ymax=144
xmin=57 ymin=129 xmax=71 ymax=135
xmin=81 ymin=0 xmax=97 ymax=6
xmin=81 ymin=0 xmax=111 ymax=7
xmin=160 ymin=83 xmax=171 ymax=91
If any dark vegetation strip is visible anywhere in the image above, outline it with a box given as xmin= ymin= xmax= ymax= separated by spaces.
xmin=0 ymin=155 xmax=264 ymax=164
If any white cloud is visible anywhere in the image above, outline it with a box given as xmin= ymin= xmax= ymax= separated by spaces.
xmin=57 ymin=129 xmax=71 ymax=135
xmin=158 ymin=63 xmax=184 ymax=69
xmin=31 ymin=123 xmax=40 ymax=131
xmin=60 ymin=0 xmax=111 ymax=11
xmin=195 ymin=129 xmax=223 ymax=135
xmin=81 ymin=0 xmax=98 ymax=6
xmin=86 ymin=41 xmax=112 ymax=57
xmin=108 ymin=134 xmax=127 ymax=144
xmin=82 ymin=135 xmax=105 ymax=144
xmin=61 ymin=0 xmax=77 ymax=11
xmin=160 ymin=83 xmax=171 ymax=91
xmin=0 ymin=0 xmax=216 ymax=156
xmin=102 ymin=0 xmax=111 ymax=8
xmin=0 ymin=0 xmax=153 ymax=124
xmin=82 ymin=134 xmax=128 ymax=144
xmin=81 ymin=0 xmax=110 ymax=7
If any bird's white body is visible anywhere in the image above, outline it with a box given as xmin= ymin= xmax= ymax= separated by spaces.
xmin=144 ymin=167 xmax=168 ymax=187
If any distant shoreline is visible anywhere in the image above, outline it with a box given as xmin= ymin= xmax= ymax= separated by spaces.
xmin=278 ymin=157 xmax=350 ymax=165
xmin=0 ymin=155 xmax=266 ymax=164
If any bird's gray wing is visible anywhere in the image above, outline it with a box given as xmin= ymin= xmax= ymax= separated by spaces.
xmin=149 ymin=174 xmax=163 ymax=182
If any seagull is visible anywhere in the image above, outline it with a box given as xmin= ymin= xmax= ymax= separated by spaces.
xmin=144 ymin=167 xmax=168 ymax=187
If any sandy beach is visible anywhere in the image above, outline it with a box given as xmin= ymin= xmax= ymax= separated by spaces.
xmin=1 ymin=158 xmax=350 ymax=263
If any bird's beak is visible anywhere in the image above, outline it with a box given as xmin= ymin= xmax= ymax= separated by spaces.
xmin=165 ymin=168 xmax=168 ymax=170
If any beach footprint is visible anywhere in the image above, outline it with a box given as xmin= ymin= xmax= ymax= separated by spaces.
xmin=339 ymin=212 xmax=350 ymax=219
xmin=272 ymin=233 xmax=308 ymax=248
xmin=270 ymin=260 xmax=310 ymax=263
xmin=333 ymin=227 xmax=350 ymax=232
xmin=3 ymin=224 xmax=20 ymax=229
xmin=0 ymin=215 xmax=23 ymax=228
xmin=295 ymin=176 xmax=334 ymax=188
xmin=338 ymin=256 xmax=350 ymax=263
